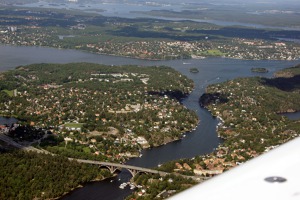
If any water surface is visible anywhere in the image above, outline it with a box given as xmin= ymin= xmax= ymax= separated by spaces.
xmin=282 ymin=112 xmax=300 ymax=120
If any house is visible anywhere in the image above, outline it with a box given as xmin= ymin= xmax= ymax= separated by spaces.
xmin=193 ymin=169 xmax=223 ymax=177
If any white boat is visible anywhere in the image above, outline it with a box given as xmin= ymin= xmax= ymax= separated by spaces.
xmin=119 ymin=182 xmax=127 ymax=189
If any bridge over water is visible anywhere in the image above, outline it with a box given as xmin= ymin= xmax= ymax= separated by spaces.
xmin=0 ymin=133 xmax=169 ymax=177
xmin=69 ymin=158 xmax=169 ymax=177
xmin=0 ymin=133 xmax=206 ymax=181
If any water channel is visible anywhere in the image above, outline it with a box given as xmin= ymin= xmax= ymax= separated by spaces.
xmin=0 ymin=117 xmax=18 ymax=126
xmin=0 ymin=45 xmax=298 ymax=199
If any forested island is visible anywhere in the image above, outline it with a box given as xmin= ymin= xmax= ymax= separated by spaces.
xmin=0 ymin=63 xmax=198 ymax=162
xmin=251 ymin=67 xmax=268 ymax=73
xmin=127 ymin=65 xmax=300 ymax=199
xmin=189 ymin=68 xmax=199 ymax=73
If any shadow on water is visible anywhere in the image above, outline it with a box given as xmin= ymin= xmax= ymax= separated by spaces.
xmin=260 ymin=74 xmax=300 ymax=92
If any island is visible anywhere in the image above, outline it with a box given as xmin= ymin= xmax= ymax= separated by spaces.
xmin=251 ymin=67 xmax=269 ymax=73
xmin=189 ymin=68 xmax=199 ymax=73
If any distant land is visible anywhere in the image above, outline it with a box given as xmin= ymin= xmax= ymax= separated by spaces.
xmin=1 ymin=0 xmax=300 ymax=28
xmin=1 ymin=7 xmax=300 ymax=61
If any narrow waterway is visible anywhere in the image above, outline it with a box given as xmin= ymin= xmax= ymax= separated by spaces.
xmin=0 ymin=45 xmax=298 ymax=199
xmin=0 ymin=117 xmax=18 ymax=126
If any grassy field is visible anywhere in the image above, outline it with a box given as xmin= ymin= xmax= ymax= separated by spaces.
xmin=64 ymin=123 xmax=84 ymax=129
xmin=200 ymin=49 xmax=224 ymax=56
xmin=3 ymin=90 xmax=14 ymax=97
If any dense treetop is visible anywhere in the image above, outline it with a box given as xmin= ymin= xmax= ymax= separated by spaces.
xmin=0 ymin=151 xmax=110 ymax=200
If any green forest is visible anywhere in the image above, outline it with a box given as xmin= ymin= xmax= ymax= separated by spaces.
xmin=0 ymin=151 xmax=111 ymax=200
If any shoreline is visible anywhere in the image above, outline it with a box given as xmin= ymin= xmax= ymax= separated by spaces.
xmin=1 ymin=43 xmax=300 ymax=62
xmin=57 ymin=174 xmax=118 ymax=200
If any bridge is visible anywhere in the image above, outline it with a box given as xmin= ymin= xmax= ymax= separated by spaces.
xmin=69 ymin=158 xmax=169 ymax=177
xmin=0 ymin=133 xmax=169 ymax=178
xmin=0 ymin=132 xmax=206 ymax=181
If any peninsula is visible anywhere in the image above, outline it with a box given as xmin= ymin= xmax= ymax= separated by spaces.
xmin=0 ymin=63 xmax=198 ymax=162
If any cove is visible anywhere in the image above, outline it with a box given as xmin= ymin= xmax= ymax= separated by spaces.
xmin=281 ymin=112 xmax=300 ymax=121
xmin=0 ymin=45 xmax=298 ymax=200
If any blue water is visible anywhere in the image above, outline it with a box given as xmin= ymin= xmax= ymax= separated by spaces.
xmin=0 ymin=117 xmax=18 ymax=126
xmin=282 ymin=112 xmax=300 ymax=120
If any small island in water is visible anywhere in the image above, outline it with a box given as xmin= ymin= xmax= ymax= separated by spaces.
xmin=189 ymin=68 xmax=199 ymax=73
xmin=251 ymin=67 xmax=268 ymax=73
